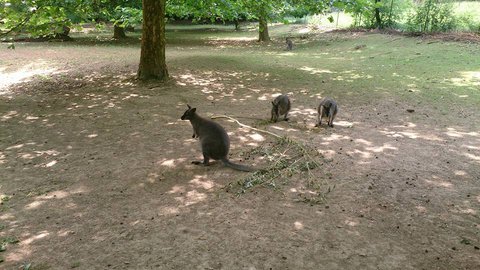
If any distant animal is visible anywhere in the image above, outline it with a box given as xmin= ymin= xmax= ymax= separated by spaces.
xmin=316 ymin=98 xmax=338 ymax=127
xmin=271 ymin=94 xmax=291 ymax=123
xmin=286 ymin=37 xmax=293 ymax=51
xmin=181 ymin=105 xmax=253 ymax=172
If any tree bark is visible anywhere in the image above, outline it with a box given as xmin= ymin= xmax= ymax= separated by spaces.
xmin=258 ymin=16 xmax=270 ymax=42
xmin=137 ymin=0 xmax=169 ymax=81
xmin=374 ymin=0 xmax=383 ymax=29
xmin=234 ymin=19 xmax=240 ymax=31
xmin=113 ymin=24 xmax=127 ymax=39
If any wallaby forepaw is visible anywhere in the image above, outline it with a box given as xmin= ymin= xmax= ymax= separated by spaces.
xmin=191 ymin=161 xmax=202 ymax=165
xmin=284 ymin=118 xmax=289 ymax=121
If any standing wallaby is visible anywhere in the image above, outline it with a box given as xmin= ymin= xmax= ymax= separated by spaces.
xmin=181 ymin=105 xmax=253 ymax=172
xmin=271 ymin=94 xmax=291 ymax=123
xmin=316 ymin=98 xmax=338 ymax=127
xmin=286 ymin=37 xmax=293 ymax=51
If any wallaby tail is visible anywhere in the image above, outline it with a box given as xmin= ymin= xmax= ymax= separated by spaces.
xmin=221 ymin=158 xmax=254 ymax=172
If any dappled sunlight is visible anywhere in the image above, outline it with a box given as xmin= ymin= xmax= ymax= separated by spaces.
xmin=462 ymin=152 xmax=480 ymax=163
xmin=24 ymin=189 xmax=82 ymax=211
xmin=294 ymin=221 xmax=304 ymax=230
xmin=381 ymin=129 xmax=444 ymax=141
xmin=454 ymin=170 xmax=468 ymax=177
xmin=159 ymin=158 xmax=187 ymax=168
xmin=450 ymin=71 xmax=480 ymax=87
xmin=348 ymin=149 xmax=372 ymax=159
xmin=444 ymin=127 xmax=479 ymax=138
xmin=22 ymin=231 xmax=50 ymax=245
xmin=177 ymin=190 xmax=207 ymax=206
xmin=299 ymin=66 xmax=333 ymax=75
xmin=453 ymin=207 xmax=477 ymax=215
xmin=189 ymin=175 xmax=217 ymax=190
xmin=1 ymin=110 xmax=19 ymax=121
xmin=344 ymin=219 xmax=359 ymax=227
xmin=0 ymin=64 xmax=60 ymax=95
xmin=365 ymin=143 xmax=397 ymax=153
xmin=248 ymin=133 xmax=266 ymax=142
xmin=320 ymin=133 xmax=352 ymax=142
xmin=424 ymin=176 xmax=453 ymax=188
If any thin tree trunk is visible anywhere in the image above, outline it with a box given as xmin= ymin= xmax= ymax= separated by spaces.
xmin=137 ymin=0 xmax=169 ymax=81
xmin=234 ymin=19 xmax=240 ymax=31
xmin=258 ymin=16 xmax=270 ymax=42
xmin=113 ymin=24 xmax=127 ymax=39
xmin=374 ymin=0 xmax=383 ymax=29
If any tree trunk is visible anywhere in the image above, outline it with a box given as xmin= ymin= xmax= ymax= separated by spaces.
xmin=54 ymin=25 xmax=72 ymax=41
xmin=113 ymin=24 xmax=127 ymax=39
xmin=374 ymin=0 xmax=383 ymax=29
xmin=258 ymin=16 xmax=270 ymax=42
xmin=137 ymin=0 xmax=169 ymax=81
xmin=234 ymin=19 xmax=240 ymax=31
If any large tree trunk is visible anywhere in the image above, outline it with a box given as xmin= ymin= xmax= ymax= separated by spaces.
xmin=113 ymin=24 xmax=127 ymax=39
xmin=258 ymin=16 xmax=270 ymax=42
xmin=137 ymin=0 xmax=168 ymax=81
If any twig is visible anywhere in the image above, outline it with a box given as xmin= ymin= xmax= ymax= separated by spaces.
xmin=211 ymin=114 xmax=282 ymax=138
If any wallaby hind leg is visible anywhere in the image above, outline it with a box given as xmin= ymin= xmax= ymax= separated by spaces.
xmin=315 ymin=106 xmax=324 ymax=127
xmin=328 ymin=106 xmax=337 ymax=127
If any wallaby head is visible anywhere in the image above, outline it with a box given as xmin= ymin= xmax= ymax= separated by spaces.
xmin=181 ymin=104 xmax=196 ymax=120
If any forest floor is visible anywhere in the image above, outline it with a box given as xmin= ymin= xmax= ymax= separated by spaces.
xmin=0 ymin=25 xmax=479 ymax=269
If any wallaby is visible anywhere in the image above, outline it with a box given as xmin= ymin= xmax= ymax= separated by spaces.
xmin=181 ymin=105 xmax=253 ymax=172
xmin=286 ymin=37 xmax=293 ymax=51
xmin=316 ymin=98 xmax=338 ymax=127
xmin=271 ymin=94 xmax=291 ymax=123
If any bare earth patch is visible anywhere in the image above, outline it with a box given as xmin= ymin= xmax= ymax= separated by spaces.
xmin=0 ymin=31 xmax=479 ymax=270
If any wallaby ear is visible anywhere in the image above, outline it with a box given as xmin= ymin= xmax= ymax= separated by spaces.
xmin=187 ymin=104 xmax=191 ymax=109
xmin=271 ymin=101 xmax=275 ymax=106
xmin=191 ymin=108 xmax=196 ymax=113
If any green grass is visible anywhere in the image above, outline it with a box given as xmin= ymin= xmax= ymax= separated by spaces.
xmin=164 ymin=24 xmax=480 ymax=110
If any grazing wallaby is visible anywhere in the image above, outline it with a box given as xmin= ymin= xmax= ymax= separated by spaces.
xmin=181 ymin=105 xmax=253 ymax=172
xmin=271 ymin=94 xmax=291 ymax=122
xmin=316 ymin=98 xmax=338 ymax=127
xmin=286 ymin=37 xmax=293 ymax=51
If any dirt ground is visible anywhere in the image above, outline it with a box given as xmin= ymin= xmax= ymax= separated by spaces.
xmin=0 ymin=30 xmax=479 ymax=270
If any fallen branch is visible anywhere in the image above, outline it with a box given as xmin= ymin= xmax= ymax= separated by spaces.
xmin=211 ymin=114 xmax=282 ymax=138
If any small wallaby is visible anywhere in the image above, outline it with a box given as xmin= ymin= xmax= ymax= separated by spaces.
xmin=286 ymin=37 xmax=293 ymax=51
xmin=181 ymin=105 xmax=253 ymax=172
xmin=271 ymin=94 xmax=291 ymax=123
xmin=316 ymin=98 xmax=338 ymax=127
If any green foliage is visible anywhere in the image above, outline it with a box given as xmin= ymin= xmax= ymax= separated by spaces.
xmin=405 ymin=0 xmax=456 ymax=32
xmin=333 ymin=0 xmax=410 ymax=28
xmin=91 ymin=0 xmax=142 ymax=27
xmin=0 ymin=0 xmax=90 ymax=38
